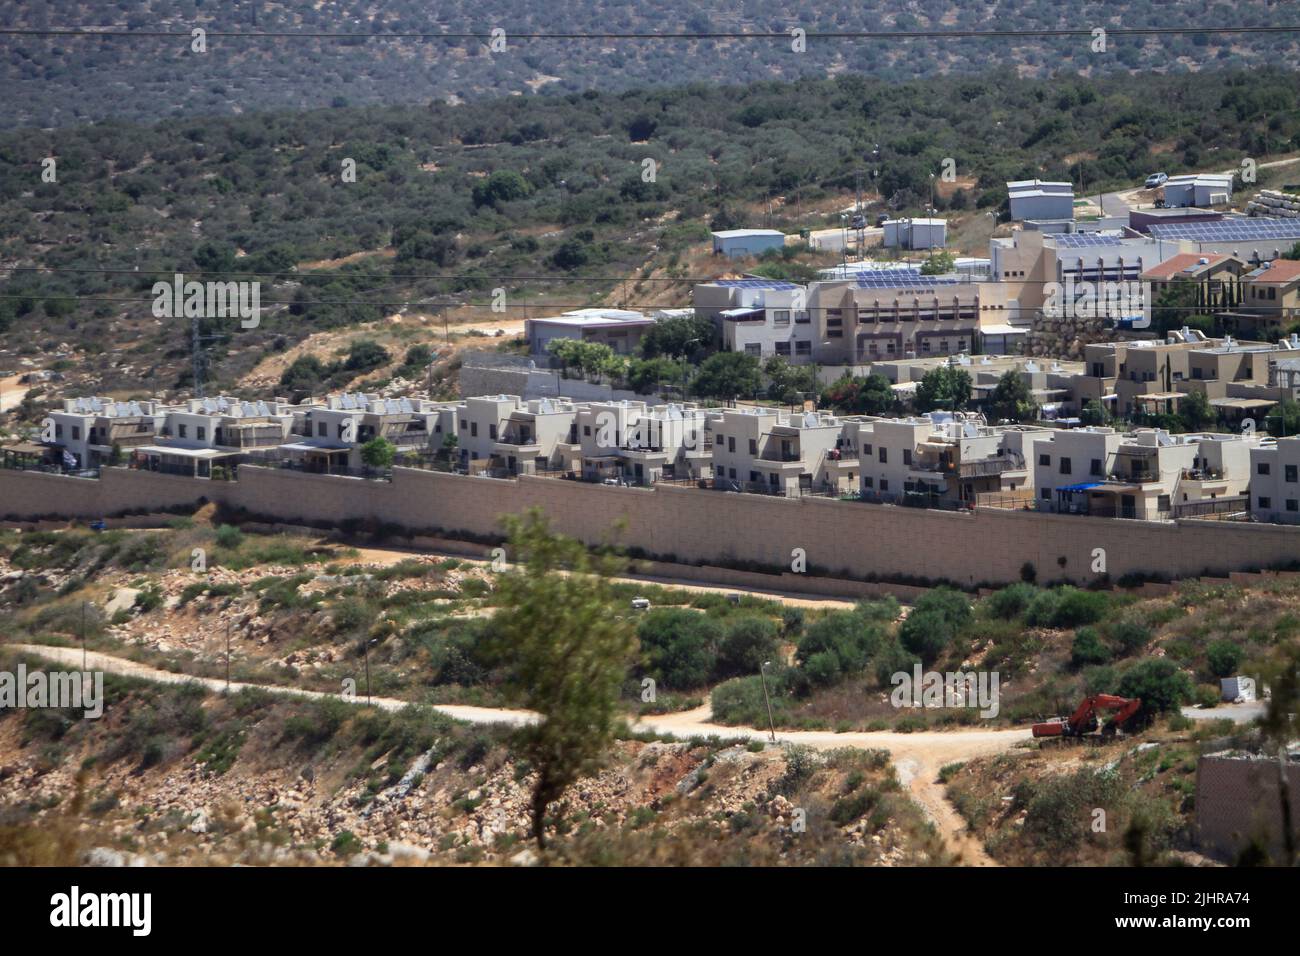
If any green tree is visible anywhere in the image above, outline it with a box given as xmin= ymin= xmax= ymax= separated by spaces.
xmin=987 ymin=370 xmax=1037 ymax=422
xmin=1179 ymin=390 xmax=1216 ymax=431
xmin=919 ymin=250 xmax=956 ymax=275
xmin=636 ymin=608 xmax=722 ymax=689
xmin=821 ymin=373 xmax=895 ymax=415
xmin=1079 ymin=399 xmax=1110 ymax=427
xmin=914 ymin=365 xmax=971 ymax=413
xmin=1205 ymin=639 xmax=1244 ymax=679
xmin=1264 ymin=398 xmax=1300 ymax=437
xmin=639 ymin=314 xmax=716 ymax=360
xmin=691 ymin=351 xmax=762 ymax=400
xmin=1116 ymin=658 xmax=1193 ymax=721
xmin=484 ymin=511 xmax=637 ymax=848
xmin=359 ymin=436 xmax=396 ymax=470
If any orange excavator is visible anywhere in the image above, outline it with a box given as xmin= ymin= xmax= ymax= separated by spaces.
xmin=1032 ymin=694 xmax=1142 ymax=739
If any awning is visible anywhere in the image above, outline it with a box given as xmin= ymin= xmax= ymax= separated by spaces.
xmin=1059 ymin=482 xmax=1104 ymax=492
xmin=1209 ymin=398 xmax=1276 ymax=409
xmin=1136 ymin=392 xmax=1185 ymax=401
xmin=279 ymin=441 xmax=351 ymax=453
xmin=134 ymin=445 xmax=235 ymax=460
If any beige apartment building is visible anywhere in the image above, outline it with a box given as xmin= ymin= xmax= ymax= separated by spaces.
xmin=1073 ymin=332 xmax=1295 ymax=421
xmin=1032 ymin=426 xmax=1256 ymax=520
xmin=1223 ymin=259 xmax=1300 ymax=338
xmin=556 ymin=400 xmax=711 ymax=485
xmin=1250 ymin=436 xmax=1300 ymax=524
xmin=709 ymin=406 xmax=858 ymax=497
xmin=849 ymin=414 xmax=1045 ymax=506
xmin=809 ymin=275 xmax=984 ymax=364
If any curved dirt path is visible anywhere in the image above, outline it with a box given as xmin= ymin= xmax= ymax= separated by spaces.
xmin=341 ymin=543 xmax=864 ymax=610
xmin=11 ymin=644 xmax=1024 ymax=864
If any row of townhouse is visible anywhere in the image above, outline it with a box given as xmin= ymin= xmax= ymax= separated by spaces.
xmin=26 ymin=387 xmax=1300 ymax=528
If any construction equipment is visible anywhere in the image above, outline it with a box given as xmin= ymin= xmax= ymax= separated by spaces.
xmin=1032 ymin=694 xmax=1142 ymax=739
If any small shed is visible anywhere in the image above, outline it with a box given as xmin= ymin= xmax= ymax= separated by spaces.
xmin=711 ymin=229 xmax=785 ymax=259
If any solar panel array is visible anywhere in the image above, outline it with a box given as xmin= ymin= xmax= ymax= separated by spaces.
xmin=1148 ymin=219 xmax=1300 ymax=242
xmin=1050 ymin=233 xmax=1132 ymax=248
xmin=713 ymin=279 xmax=800 ymax=290
xmin=853 ymin=269 xmax=967 ymax=289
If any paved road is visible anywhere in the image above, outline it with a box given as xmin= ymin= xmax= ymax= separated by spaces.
xmin=1180 ymin=701 xmax=1265 ymax=724
xmin=12 ymin=643 xmax=1025 ymax=864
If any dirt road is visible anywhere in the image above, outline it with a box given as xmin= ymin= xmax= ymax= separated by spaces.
xmin=12 ymin=643 xmax=1024 ymax=864
xmin=341 ymin=543 xmax=864 ymax=610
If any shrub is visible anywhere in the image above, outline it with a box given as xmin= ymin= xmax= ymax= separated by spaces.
xmin=796 ymin=611 xmax=883 ymax=676
xmin=711 ymin=675 xmax=788 ymax=726
xmin=1070 ymin=627 xmax=1112 ymax=669
xmin=1025 ymin=587 xmax=1108 ymax=629
xmin=637 ymin=608 xmax=722 ymax=690
xmin=983 ymin=583 xmax=1038 ymax=620
xmin=1116 ymin=658 xmax=1194 ymax=719
xmin=1205 ymin=639 xmax=1244 ymax=678
xmin=214 ymin=524 xmax=244 ymax=550
xmin=779 ymin=606 xmax=805 ymax=638
xmin=803 ymin=651 xmax=842 ymax=688
xmin=1109 ymin=619 xmax=1152 ymax=656
xmin=873 ymin=637 xmax=919 ymax=688
xmin=715 ymin=615 xmax=780 ymax=681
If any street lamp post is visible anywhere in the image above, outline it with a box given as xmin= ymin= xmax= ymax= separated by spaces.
xmin=759 ymin=661 xmax=778 ymax=743
xmin=363 ymin=637 xmax=378 ymax=707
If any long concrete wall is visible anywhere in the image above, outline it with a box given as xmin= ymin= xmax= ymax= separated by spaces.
xmin=3 ymin=466 xmax=1300 ymax=586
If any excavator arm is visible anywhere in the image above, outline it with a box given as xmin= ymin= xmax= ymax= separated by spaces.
xmin=1032 ymin=695 xmax=1142 ymax=738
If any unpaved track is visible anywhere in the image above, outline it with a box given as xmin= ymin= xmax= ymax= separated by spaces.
xmin=12 ymin=644 xmax=1025 ymax=865
xmin=342 ymin=543 xmax=863 ymax=610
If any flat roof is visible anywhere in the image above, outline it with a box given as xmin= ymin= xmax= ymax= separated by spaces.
xmin=711 ymin=229 xmax=785 ymax=239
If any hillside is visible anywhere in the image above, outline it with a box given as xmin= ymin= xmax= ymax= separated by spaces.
xmin=1 ymin=69 xmax=1296 ymax=409
xmin=1 ymin=1 xmax=1297 ymax=128
xmin=1 ymin=517 xmax=1296 ymax=865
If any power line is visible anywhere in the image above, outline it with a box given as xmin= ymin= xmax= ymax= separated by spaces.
xmin=0 ymin=292 xmax=1293 ymax=315
xmin=1 ymin=26 xmax=1297 ymax=40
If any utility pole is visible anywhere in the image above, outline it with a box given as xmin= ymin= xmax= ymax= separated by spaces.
xmin=81 ymin=601 xmax=87 ymax=671
xmin=759 ymin=661 xmax=777 ymax=743
xmin=225 ymin=619 xmax=231 ymax=693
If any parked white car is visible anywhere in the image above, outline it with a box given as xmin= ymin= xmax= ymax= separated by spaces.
xmin=1144 ymin=172 xmax=1168 ymax=189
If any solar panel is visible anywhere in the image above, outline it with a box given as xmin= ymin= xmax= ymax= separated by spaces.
xmin=853 ymin=269 xmax=966 ymax=289
xmin=1149 ymin=219 xmax=1300 ymax=242
xmin=713 ymin=279 xmax=800 ymax=290
xmin=1051 ymin=233 xmax=1131 ymax=248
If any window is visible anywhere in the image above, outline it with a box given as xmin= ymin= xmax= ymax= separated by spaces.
xmin=470 ymin=423 xmax=478 ymax=438
xmin=71 ymin=426 xmax=80 ymax=440
xmin=1258 ymin=462 xmax=1271 ymax=476
xmin=1157 ymin=495 xmax=1171 ymax=512
xmin=55 ymin=424 xmax=63 ymax=438
xmin=1041 ymin=488 xmax=1052 ymax=500
xmin=775 ymin=342 xmax=791 ymax=356
xmin=1090 ymin=458 xmax=1103 ymax=476
xmin=728 ymin=468 xmax=736 ymax=479
xmin=178 ymin=424 xmax=188 ymax=438
xmin=863 ymin=476 xmax=874 ymax=488
xmin=749 ymin=471 xmax=759 ymax=483
xmin=728 ymin=437 xmax=735 ymax=453
xmin=1039 ymin=453 xmax=1051 ymax=467
xmin=795 ymin=341 xmax=811 ymax=355
xmin=1259 ymin=497 xmax=1271 ymax=509
xmin=1286 ymin=465 xmax=1298 ymax=483
xmin=744 ymin=344 xmax=761 ymax=356
xmin=489 ymin=424 xmax=497 ymax=440
xmin=196 ymin=426 xmax=206 ymax=441
xmin=879 ymin=479 xmax=889 ymax=491
xmin=902 ymin=449 xmax=912 ymax=466
xmin=1059 ymin=457 xmax=1072 ymax=475
xmin=772 ymin=310 xmax=790 ymax=327
xmin=584 ymin=425 xmax=591 ymax=436
xmin=1287 ymin=499 xmax=1299 ymax=512
xmin=863 ymin=444 xmax=872 ymax=456
xmin=460 ymin=419 xmax=467 ymax=430
xmin=748 ymin=439 xmax=757 ymax=455
xmin=879 ymin=447 xmax=887 ymax=463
